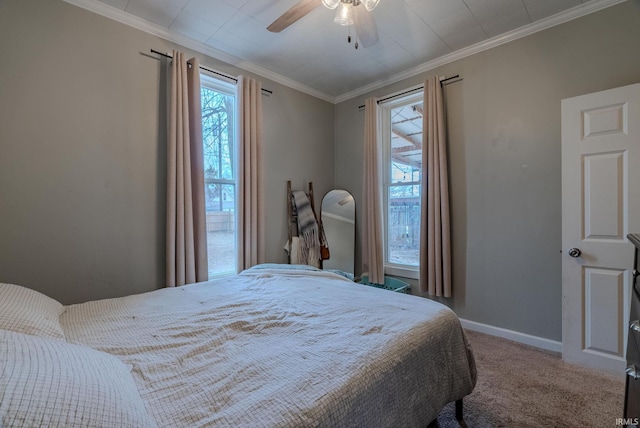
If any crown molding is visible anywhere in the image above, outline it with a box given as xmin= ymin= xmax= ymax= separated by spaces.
xmin=61 ymin=0 xmax=337 ymax=103
xmin=63 ymin=0 xmax=625 ymax=105
xmin=334 ymin=0 xmax=627 ymax=103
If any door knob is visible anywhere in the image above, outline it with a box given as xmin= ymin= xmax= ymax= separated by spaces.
xmin=568 ymin=248 xmax=582 ymax=258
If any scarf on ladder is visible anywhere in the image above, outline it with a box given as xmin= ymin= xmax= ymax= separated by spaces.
xmin=292 ymin=190 xmax=321 ymax=267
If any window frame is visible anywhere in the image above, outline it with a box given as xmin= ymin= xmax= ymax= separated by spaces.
xmin=200 ymin=72 xmax=238 ymax=279
xmin=381 ymin=92 xmax=424 ymax=280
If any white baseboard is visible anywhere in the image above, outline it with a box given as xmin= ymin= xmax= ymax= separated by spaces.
xmin=460 ymin=318 xmax=562 ymax=353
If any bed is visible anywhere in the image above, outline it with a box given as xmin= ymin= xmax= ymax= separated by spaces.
xmin=0 ymin=265 xmax=476 ymax=427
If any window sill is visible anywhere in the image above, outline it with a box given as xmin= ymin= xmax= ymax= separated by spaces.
xmin=384 ymin=265 xmax=419 ymax=280
xmin=207 ymin=270 xmax=236 ymax=281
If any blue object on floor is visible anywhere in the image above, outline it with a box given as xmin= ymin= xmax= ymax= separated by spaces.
xmin=359 ymin=275 xmax=410 ymax=293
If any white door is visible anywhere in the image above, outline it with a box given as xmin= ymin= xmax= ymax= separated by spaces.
xmin=562 ymin=83 xmax=640 ymax=376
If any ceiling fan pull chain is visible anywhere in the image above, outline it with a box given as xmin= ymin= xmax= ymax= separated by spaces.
xmin=351 ymin=7 xmax=357 ymax=49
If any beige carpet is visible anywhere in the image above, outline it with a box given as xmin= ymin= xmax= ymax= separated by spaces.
xmin=431 ymin=330 xmax=625 ymax=428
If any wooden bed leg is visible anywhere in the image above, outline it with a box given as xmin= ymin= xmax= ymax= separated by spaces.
xmin=455 ymin=399 xmax=463 ymax=422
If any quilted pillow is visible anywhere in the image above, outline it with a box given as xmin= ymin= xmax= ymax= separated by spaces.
xmin=0 ymin=283 xmax=65 ymax=340
xmin=0 ymin=330 xmax=158 ymax=428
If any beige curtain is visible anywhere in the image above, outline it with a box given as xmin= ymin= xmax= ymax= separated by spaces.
xmin=362 ymin=97 xmax=385 ymax=284
xmin=420 ymin=76 xmax=452 ymax=297
xmin=166 ymin=51 xmax=208 ymax=287
xmin=237 ymin=75 xmax=265 ymax=271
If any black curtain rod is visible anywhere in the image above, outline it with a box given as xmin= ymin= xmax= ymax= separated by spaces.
xmin=357 ymin=74 xmax=460 ymax=109
xmin=150 ymin=49 xmax=273 ymax=95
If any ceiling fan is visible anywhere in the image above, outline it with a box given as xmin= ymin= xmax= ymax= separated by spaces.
xmin=267 ymin=0 xmax=379 ymax=49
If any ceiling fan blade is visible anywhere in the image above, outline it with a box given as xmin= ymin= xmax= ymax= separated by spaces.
xmin=267 ymin=0 xmax=322 ymax=33
xmin=354 ymin=5 xmax=379 ymax=48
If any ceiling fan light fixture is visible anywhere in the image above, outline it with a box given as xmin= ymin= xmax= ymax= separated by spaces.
xmin=362 ymin=0 xmax=380 ymax=11
xmin=333 ymin=3 xmax=353 ymax=26
xmin=322 ymin=0 xmax=340 ymax=9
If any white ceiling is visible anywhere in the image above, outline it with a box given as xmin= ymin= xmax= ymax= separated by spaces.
xmin=65 ymin=0 xmax=623 ymax=102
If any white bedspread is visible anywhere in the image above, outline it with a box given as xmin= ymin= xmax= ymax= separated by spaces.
xmin=61 ymin=268 xmax=476 ymax=427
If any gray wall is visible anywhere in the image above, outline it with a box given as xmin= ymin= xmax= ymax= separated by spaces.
xmin=334 ymin=0 xmax=640 ymax=341
xmin=0 ymin=0 xmax=334 ymax=304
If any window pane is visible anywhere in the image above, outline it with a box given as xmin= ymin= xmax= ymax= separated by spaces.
xmin=202 ymin=87 xmax=234 ymax=181
xmin=201 ymin=83 xmax=236 ymax=277
xmin=206 ymin=208 xmax=235 ymax=276
xmin=388 ymin=185 xmax=420 ymax=266
xmin=391 ymin=161 xmax=421 ymax=184
xmin=205 ymin=182 xmax=235 ymax=212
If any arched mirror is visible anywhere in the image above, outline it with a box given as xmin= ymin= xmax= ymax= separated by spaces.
xmin=321 ymin=190 xmax=355 ymax=276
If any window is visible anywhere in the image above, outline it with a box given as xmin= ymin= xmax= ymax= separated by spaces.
xmin=200 ymin=75 xmax=236 ymax=278
xmin=382 ymin=93 xmax=423 ymax=278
